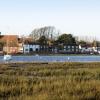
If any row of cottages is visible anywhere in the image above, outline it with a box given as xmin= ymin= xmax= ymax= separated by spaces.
xmin=21 ymin=37 xmax=80 ymax=54
xmin=23 ymin=44 xmax=80 ymax=54
xmin=21 ymin=42 xmax=80 ymax=54
xmin=0 ymin=35 xmax=80 ymax=54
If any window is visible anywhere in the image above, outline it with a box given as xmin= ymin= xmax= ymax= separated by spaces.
xmin=76 ymin=49 xmax=79 ymax=52
xmin=36 ymin=48 xmax=38 ymax=51
xmin=64 ymin=46 xmax=66 ymax=49
xmin=68 ymin=46 xmax=70 ymax=48
xmin=72 ymin=46 xmax=74 ymax=48
xmin=64 ymin=49 xmax=66 ymax=51
xmin=76 ymin=46 xmax=78 ymax=49
xmin=30 ymin=48 xmax=33 ymax=52
xmin=72 ymin=49 xmax=75 ymax=52
xmin=25 ymin=49 xmax=28 ymax=51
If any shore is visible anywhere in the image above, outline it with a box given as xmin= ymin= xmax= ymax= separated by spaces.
xmin=0 ymin=53 xmax=100 ymax=56
xmin=0 ymin=62 xmax=100 ymax=100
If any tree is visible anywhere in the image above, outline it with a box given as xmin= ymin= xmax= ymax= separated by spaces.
xmin=38 ymin=36 xmax=47 ymax=45
xmin=79 ymin=40 xmax=87 ymax=47
xmin=38 ymin=36 xmax=48 ymax=52
xmin=30 ymin=26 xmax=60 ymax=41
xmin=92 ymin=40 xmax=98 ymax=47
xmin=57 ymin=34 xmax=76 ymax=45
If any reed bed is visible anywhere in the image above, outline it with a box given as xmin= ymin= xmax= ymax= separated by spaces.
xmin=0 ymin=62 xmax=100 ymax=100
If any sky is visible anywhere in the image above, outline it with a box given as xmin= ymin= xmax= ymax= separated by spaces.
xmin=0 ymin=0 xmax=100 ymax=40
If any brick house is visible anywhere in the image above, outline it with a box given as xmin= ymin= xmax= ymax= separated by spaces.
xmin=0 ymin=35 xmax=19 ymax=54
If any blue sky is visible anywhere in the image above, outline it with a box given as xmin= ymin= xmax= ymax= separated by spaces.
xmin=0 ymin=0 xmax=100 ymax=39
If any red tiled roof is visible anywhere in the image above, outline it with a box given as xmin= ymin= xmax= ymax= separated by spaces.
xmin=0 ymin=35 xmax=19 ymax=47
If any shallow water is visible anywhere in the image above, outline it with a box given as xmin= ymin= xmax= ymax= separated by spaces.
xmin=0 ymin=55 xmax=100 ymax=63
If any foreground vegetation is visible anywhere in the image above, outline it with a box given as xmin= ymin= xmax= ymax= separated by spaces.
xmin=0 ymin=62 xmax=100 ymax=100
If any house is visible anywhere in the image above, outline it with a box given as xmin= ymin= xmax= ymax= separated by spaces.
xmin=79 ymin=43 xmax=99 ymax=54
xmin=57 ymin=44 xmax=79 ymax=54
xmin=23 ymin=37 xmax=40 ymax=54
xmin=0 ymin=35 xmax=19 ymax=54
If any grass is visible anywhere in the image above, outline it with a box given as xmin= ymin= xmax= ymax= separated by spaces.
xmin=0 ymin=62 xmax=100 ymax=100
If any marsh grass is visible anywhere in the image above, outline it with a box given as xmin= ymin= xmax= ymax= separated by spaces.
xmin=0 ymin=62 xmax=100 ymax=100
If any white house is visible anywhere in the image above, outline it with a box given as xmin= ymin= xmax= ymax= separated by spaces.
xmin=79 ymin=44 xmax=93 ymax=54
xmin=23 ymin=43 xmax=40 ymax=54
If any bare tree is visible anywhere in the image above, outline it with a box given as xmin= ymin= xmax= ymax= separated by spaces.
xmin=30 ymin=26 xmax=60 ymax=42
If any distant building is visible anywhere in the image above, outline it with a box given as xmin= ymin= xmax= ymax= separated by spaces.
xmin=23 ymin=37 xmax=40 ymax=54
xmin=57 ymin=44 xmax=79 ymax=54
xmin=0 ymin=35 xmax=19 ymax=54
xmin=79 ymin=43 xmax=99 ymax=54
